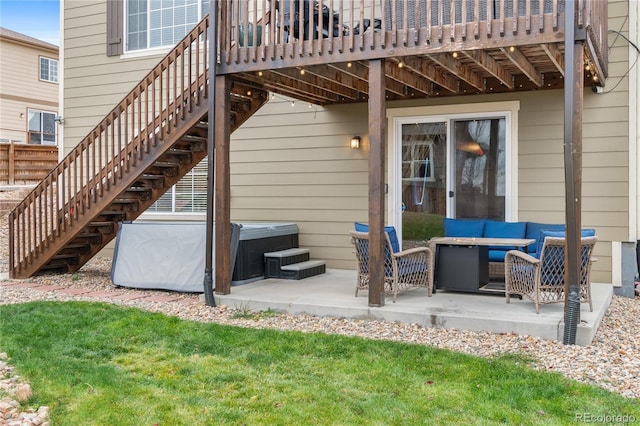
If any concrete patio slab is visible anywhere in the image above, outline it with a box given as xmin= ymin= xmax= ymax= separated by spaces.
xmin=214 ymin=269 xmax=613 ymax=346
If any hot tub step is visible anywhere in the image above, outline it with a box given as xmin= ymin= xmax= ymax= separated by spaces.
xmin=280 ymin=260 xmax=326 ymax=280
xmin=264 ymin=248 xmax=310 ymax=278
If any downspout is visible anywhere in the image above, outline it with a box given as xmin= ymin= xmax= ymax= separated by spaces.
xmin=203 ymin=4 xmax=217 ymax=307
xmin=630 ymin=0 xmax=640 ymax=278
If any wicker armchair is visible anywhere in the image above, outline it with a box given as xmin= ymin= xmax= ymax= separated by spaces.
xmin=350 ymin=230 xmax=434 ymax=302
xmin=504 ymin=236 xmax=597 ymax=313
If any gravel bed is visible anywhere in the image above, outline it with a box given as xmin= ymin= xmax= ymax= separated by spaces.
xmin=0 ymin=188 xmax=638 ymax=424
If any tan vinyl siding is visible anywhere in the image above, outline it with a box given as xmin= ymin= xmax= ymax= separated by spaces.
xmin=230 ymin=99 xmax=369 ymax=270
xmin=63 ymin=0 xmax=168 ymax=154
xmin=61 ymin=0 xmax=631 ymax=281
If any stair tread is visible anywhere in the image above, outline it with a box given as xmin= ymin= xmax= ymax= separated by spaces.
xmin=153 ymin=161 xmax=179 ymax=167
xmin=52 ymin=253 xmax=79 ymax=259
xmin=65 ymin=243 xmax=89 ymax=249
xmin=264 ymin=248 xmax=309 ymax=258
xmin=280 ymin=260 xmax=326 ymax=271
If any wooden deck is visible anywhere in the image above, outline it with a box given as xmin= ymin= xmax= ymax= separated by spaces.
xmin=218 ymin=0 xmax=608 ymax=104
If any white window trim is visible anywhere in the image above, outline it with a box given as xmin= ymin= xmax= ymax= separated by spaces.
xmin=39 ymin=56 xmax=58 ymax=83
xmin=27 ymin=109 xmax=58 ymax=145
xmin=123 ymin=0 xmax=209 ymax=55
xmin=387 ymin=101 xmax=520 ymax=238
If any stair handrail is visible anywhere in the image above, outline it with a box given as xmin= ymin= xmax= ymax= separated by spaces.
xmin=8 ymin=15 xmax=211 ymax=276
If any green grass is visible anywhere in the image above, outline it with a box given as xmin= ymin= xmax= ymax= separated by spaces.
xmin=403 ymin=212 xmax=445 ymax=241
xmin=1 ymin=302 xmax=638 ymax=425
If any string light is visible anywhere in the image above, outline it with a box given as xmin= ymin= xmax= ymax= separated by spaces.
xmin=398 ymin=61 xmax=404 ymax=68
xmin=258 ymin=71 xmax=263 ymax=76
xmin=300 ymin=68 xmax=305 ymax=75
xmin=452 ymin=52 xmax=458 ymax=58
xmin=347 ymin=62 xmax=352 ymax=68
xmin=509 ymin=46 xmax=515 ymax=52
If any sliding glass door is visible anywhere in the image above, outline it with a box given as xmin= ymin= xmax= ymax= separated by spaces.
xmin=452 ymin=118 xmax=506 ymax=220
xmin=399 ymin=120 xmax=447 ymax=242
xmin=397 ymin=114 xmax=507 ymax=244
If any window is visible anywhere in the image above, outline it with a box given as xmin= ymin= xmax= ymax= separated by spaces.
xmin=27 ymin=110 xmax=56 ymax=145
xmin=126 ymin=0 xmax=210 ymax=52
xmin=148 ymin=158 xmax=208 ymax=213
xmin=39 ymin=57 xmax=58 ymax=82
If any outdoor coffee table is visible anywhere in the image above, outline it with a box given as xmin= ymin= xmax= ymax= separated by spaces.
xmin=428 ymin=237 xmax=535 ymax=294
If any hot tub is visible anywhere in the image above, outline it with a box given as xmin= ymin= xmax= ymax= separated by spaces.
xmin=111 ymin=222 xmax=298 ymax=291
xmin=232 ymin=223 xmax=299 ymax=285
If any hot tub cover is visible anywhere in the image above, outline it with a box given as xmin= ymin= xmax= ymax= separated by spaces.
xmin=111 ymin=222 xmax=241 ymax=292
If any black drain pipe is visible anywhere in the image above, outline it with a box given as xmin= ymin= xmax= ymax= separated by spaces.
xmin=203 ymin=4 xmax=218 ymax=307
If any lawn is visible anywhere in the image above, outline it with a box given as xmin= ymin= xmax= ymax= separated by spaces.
xmin=402 ymin=212 xmax=444 ymax=241
xmin=0 ymin=301 xmax=637 ymax=425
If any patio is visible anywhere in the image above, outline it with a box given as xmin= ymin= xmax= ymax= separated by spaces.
xmin=214 ymin=269 xmax=613 ymax=346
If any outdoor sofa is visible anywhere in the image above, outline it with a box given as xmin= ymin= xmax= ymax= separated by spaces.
xmin=442 ymin=218 xmax=595 ymax=277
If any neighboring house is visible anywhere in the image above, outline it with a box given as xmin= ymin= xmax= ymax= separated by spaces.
xmin=10 ymin=1 xmax=638 ymax=296
xmin=0 ymin=27 xmax=60 ymax=185
xmin=0 ymin=27 xmax=59 ymax=146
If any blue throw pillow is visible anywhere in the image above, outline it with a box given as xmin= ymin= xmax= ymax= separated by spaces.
xmin=443 ymin=218 xmax=485 ymax=238
xmin=354 ymin=222 xmax=400 ymax=253
xmin=525 ymin=222 xmax=564 ymax=257
xmin=535 ymin=228 xmax=596 ymax=259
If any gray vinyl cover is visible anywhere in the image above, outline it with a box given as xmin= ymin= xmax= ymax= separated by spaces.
xmin=111 ymin=222 xmax=241 ymax=292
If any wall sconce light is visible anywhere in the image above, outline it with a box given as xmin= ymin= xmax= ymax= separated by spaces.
xmin=20 ymin=113 xmax=25 ymax=118
xmin=350 ymin=136 xmax=361 ymax=149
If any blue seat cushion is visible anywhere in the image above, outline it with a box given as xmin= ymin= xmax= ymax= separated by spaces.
xmin=354 ymin=222 xmax=400 ymax=253
xmin=396 ymin=258 xmax=429 ymax=276
xmin=489 ymin=249 xmax=509 ymax=262
xmin=443 ymin=218 xmax=486 ymax=238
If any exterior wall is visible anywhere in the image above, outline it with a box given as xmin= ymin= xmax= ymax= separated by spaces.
xmin=61 ymin=0 xmax=632 ymax=282
xmin=0 ymin=32 xmax=58 ymax=145
xmin=62 ymin=0 xmax=168 ymax=155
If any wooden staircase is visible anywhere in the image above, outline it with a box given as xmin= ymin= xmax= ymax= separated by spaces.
xmin=8 ymin=16 xmax=268 ymax=279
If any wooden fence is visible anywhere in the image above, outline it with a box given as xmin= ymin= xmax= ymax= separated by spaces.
xmin=0 ymin=142 xmax=58 ymax=185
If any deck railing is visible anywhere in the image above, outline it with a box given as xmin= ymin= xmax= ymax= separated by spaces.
xmin=8 ymin=16 xmax=210 ymax=275
xmin=218 ymin=0 xmax=606 ymax=75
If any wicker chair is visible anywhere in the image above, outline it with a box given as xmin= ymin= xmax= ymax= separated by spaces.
xmin=504 ymin=236 xmax=597 ymax=313
xmin=350 ymin=230 xmax=434 ymax=302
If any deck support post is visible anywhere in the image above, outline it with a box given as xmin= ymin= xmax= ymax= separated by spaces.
xmin=214 ymin=75 xmax=232 ymax=295
xmin=562 ymin=0 xmax=584 ymax=345
xmin=368 ymin=59 xmax=386 ymax=307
